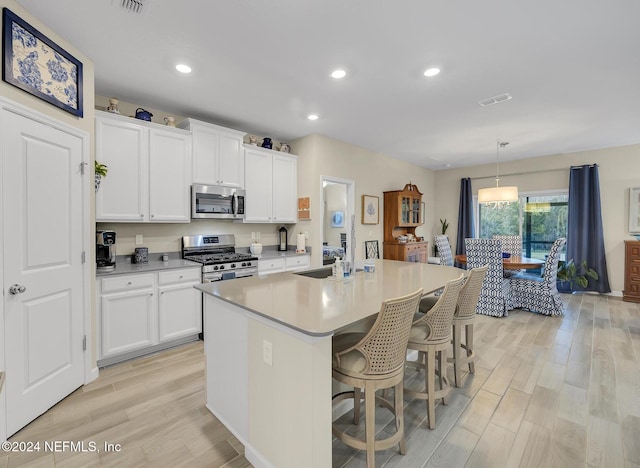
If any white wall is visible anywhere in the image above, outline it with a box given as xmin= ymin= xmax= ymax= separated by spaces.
xmin=432 ymin=143 xmax=640 ymax=293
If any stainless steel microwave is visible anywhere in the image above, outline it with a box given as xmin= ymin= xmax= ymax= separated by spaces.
xmin=191 ymin=184 xmax=245 ymax=220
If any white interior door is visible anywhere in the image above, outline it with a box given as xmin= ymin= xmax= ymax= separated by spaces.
xmin=2 ymin=108 xmax=85 ymax=437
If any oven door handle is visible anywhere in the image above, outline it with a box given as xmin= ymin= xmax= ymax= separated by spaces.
xmin=231 ymin=193 xmax=237 ymax=215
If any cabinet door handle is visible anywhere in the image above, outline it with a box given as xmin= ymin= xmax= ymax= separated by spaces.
xmin=140 ymin=214 xmax=144 ymax=218
xmin=127 ymin=282 xmax=132 ymax=285
xmin=151 ymin=214 xmax=155 ymax=218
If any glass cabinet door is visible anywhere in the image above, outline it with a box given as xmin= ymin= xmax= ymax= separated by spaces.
xmin=401 ymin=197 xmax=410 ymax=224
xmin=412 ymin=197 xmax=420 ymax=224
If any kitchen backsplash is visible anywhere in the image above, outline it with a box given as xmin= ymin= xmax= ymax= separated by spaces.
xmin=95 ymin=221 xmax=307 ymax=256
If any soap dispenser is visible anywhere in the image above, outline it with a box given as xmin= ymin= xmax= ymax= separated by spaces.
xmin=333 ymin=256 xmax=343 ymax=280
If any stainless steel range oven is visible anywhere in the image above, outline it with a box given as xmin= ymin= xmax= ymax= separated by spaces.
xmin=182 ymin=234 xmax=258 ymax=282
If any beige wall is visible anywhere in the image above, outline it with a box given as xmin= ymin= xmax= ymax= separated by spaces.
xmin=432 ymin=143 xmax=640 ymax=294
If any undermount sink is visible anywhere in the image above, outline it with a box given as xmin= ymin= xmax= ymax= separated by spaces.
xmin=294 ymin=266 xmax=363 ymax=279
xmin=294 ymin=267 xmax=334 ymax=279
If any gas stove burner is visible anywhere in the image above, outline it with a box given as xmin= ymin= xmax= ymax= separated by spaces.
xmin=186 ymin=252 xmax=257 ymax=265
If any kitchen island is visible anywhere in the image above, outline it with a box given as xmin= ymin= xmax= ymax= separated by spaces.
xmin=195 ymin=260 xmax=464 ymax=468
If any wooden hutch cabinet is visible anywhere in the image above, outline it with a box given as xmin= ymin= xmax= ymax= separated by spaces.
xmin=624 ymin=240 xmax=640 ymax=303
xmin=383 ymin=183 xmax=428 ymax=263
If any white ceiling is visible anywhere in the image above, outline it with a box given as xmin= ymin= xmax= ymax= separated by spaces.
xmin=15 ymin=0 xmax=640 ymax=169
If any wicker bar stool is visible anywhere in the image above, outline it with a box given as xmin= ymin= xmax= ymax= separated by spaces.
xmin=332 ymin=289 xmax=423 ymax=468
xmin=450 ymin=265 xmax=487 ymax=386
xmin=404 ymin=275 xmax=464 ymax=429
xmin=417 ymin=266 xmax=487 ymax=387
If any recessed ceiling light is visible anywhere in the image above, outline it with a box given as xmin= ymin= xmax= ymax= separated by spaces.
xmin=330 ymin=69 xmax=347 ymax=79
xmin=176 ymin=64 xmax=192 ymax=74
xmin=307 ymin=114 xmax=319 ymax=121
xmin=424 ymin=67 xmax=440 ymax=77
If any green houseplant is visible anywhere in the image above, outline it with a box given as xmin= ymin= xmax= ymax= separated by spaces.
xmin=440 ymin=218 xmax=449 ymax=235
xmin=95 ymin=161 xmax=108 ymax=192
xmin=557 ymin=259 xmax=598 ymax=292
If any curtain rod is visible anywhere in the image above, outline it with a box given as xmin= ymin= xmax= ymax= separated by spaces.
xmin=469 ymin=167 xmax=569 ymax=181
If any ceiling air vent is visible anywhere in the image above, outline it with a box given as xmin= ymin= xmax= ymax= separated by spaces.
xmin=112 ymin=0 xmax=151 ymax=15
xmin=479 ymin=93 xmax=512 ymax=107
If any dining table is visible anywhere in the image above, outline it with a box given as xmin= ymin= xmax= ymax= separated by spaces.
xmin=454 ymin=254 xmax=544 ymax=270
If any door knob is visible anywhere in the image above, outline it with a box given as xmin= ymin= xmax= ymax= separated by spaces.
xmin=8 ymin=284 xmax=26 ymax=295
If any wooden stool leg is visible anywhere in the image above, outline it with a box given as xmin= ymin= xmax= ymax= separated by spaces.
xmin=440 ymin=348 xmax=449 ymax=405
xmin=426 ymin=348 xmax=436 ymax=429
xmin=395 ymin=380 xmax=407 ymax=454
xmin=466 ymin=324 xmax=475 ymax=374
xmin=365 ymin=382 xmax=376 ymax=468
xmin=354 ymin=387 xmax=361 ymax=424
xmin=453 ymin=322 xmax=462 ymax=387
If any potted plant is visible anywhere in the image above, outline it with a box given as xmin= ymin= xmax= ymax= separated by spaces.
xmin=557 ymin=259 xmax=598 ymax=292
xmin=440 ymin=218 xmax=449 ymax=235
xmin=95 ymin=161 xmax=108 ymax=192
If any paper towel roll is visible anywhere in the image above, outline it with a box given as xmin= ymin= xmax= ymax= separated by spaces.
xmin=296 ymin=233 xmax=306 ymax=253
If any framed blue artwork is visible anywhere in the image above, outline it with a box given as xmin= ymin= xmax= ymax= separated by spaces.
xmin=331 ymin=210 xmax=344 ymax=228
xmin=2 ymin=8 xmax=83 ymax=117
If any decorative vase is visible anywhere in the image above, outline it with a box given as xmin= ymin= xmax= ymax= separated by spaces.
xmin=250 ymin=242 xmax=263 ymax=256
xmin=262 ymin=137 xmax=273 ymax=149
xmin=95 ymin=174 xmax=102 ymax=192
xmin=280 ymin=143 xmax=291 ymax=153
xmin=106 ymin=98 xmax=120 ymax=114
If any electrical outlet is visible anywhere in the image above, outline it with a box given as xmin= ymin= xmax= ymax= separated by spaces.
xmin=251 ymin=231 xmax=256 ymax=241
xmin=263 ymin=340 xmax=273 ymax=366
xmin=135 ymin=235 xmax=143 ymax=245
xmin=256 ymin=231 xmax=261 ymax=241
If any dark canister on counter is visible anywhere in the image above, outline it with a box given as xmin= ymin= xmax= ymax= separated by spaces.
xmin=133 ymin=247 xmax=149 ymax=264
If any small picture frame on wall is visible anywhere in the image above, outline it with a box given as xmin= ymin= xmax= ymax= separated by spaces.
xmin=2 ymin=8 xmax=83 ymax=117
xmin=362 ymin=195 xmax=379 ymax=225
xmin=331 ymin=210 xmax=345 ymax=228
xmin=629 ymin=187 xmax=640 ymax=233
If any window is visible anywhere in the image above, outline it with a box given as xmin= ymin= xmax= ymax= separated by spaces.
xmin=477 ymin=191 xmax=568 ymax=261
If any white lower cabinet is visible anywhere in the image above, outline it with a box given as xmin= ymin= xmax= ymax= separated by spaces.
xmin=101 ymin=287 xmax=155 ymax=358
xmin=158 ymin=269 xmax=202 ymax=342
xmin=285 ymin=255 xmax=311 ymax=271
xmin=97 ymin=267 xmax=201 ymax=366
xmin=258 ymin=255 xmax=310 ymax=275
xmin=258 ymin=257 xmax=286 ymax=276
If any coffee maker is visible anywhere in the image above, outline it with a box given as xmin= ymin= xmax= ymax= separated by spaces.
xmin=96 ymin=230 xmax=116 ymax=272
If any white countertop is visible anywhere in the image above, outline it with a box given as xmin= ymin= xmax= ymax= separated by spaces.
xmin=196 ymin=259 xmax=465 ymax=336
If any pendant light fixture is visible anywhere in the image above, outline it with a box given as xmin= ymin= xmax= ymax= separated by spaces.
xmin=477 ymin=141 xmax=518 ymax=204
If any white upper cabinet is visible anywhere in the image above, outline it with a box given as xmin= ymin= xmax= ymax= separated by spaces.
xmin=178 ymin=118 xmax=245 ymax=188
xmin=244 ymin=145 xmax=297 ymax=223
xmin=95 ymin=111 xmax=191 ymax=223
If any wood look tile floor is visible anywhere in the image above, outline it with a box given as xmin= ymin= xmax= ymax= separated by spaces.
xmin=2 ymin=293 xmax=640 ymax=467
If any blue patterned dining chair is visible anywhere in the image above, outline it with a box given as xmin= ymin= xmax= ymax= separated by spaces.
xmin=464 ymin=238 xmax=513 ymax=317
xmin=509 ymin=237 xmax=566 ymax=316
xmin=434 ymin=235 xmax=453 ymax=267
xmin=493 ymin=235 xmax=522 ymax=278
